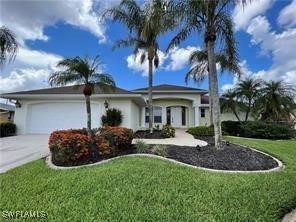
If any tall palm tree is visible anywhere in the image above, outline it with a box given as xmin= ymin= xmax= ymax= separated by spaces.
xmin=185 ymin=49 xmax=241 ymax=125
xmin=255 ymin=80 xmax=296 ymax=122
xmin=236 ymin=78 xmax=262 ymax=121
xmin=169 ymin=0 xmax=242 ymax=148
xmin=220 ymin=89 xmax=242 ymax=121
xmin=0 ymin=26 xmax=18 ymax=67
xmin=106 ymin=0 xmax=174 ymax=133
xmin=48 ymin=56 xmax=116 ymax=133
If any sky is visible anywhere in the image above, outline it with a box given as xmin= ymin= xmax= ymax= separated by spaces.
xmin=0 ymin=0 xmax=295 ymax=96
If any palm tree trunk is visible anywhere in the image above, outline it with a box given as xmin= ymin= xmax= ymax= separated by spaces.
xmin=148 ymin=57 xmax=153 ymax=133
xmin=233 ymin=110 xmax=241 ymax=122
xmin=245 ymin=100 xmax=251 ymax=121
xmin=85 ymin=95 xmax=91 ymax=132
xmin=208 ymin=73 xmax=213 ymax=126
xmin=207 ymin=40 xmax=222 ymax=149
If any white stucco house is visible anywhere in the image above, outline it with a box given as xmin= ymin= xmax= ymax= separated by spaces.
xmin=1 ymin=84 xmax=243 ymax=134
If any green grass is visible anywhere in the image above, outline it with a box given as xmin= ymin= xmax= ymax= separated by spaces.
xmin=1 ymin=138 xmax=296 ymax=221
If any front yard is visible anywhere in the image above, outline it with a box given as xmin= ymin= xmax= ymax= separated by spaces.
xmin=1 ymin=137 xmax=296 ymax=221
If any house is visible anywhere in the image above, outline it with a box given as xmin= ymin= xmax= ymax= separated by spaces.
xmin=0 ymin=103 xmax=15 ymax=122
xmin=1 ymin=84 xmax=245 ymax=134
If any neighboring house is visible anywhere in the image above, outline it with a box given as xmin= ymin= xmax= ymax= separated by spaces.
xmin=1 ymin=84 xmax=247 ymax=134
xmin=0 ymin=103 xmax=15 ymax=122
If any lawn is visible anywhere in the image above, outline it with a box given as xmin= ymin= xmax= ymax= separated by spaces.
xmin=1 ymin=138 xmax=296 ymax=221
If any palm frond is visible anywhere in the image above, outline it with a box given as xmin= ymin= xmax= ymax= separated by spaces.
xmin=0 ymin=26 xmax=18 ymax=67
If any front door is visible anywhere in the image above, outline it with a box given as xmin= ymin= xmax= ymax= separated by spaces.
xmin=171 ymin=107 xmax=182 ymax=127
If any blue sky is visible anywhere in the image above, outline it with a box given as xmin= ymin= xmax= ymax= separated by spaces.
xmin=0 ymin=0 xmax=295 ymax=94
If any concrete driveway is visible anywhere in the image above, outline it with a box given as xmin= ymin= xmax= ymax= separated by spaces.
xmin=0 ymin=135 xmax=49 ymax=173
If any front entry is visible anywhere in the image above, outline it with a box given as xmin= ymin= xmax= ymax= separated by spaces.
xmin=171 ymin=107 xmax=182 ymax=127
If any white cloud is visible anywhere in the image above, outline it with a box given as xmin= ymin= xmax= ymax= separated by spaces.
xmin=0 ymin=47 xmax=62 ymax=94
xmin=165 ymin=46 xmax=199 ymax=71
xmin=0 ymin=0 xmax=113 ymax=45
xmin=232 ymin=0 xmax=274 ymax=31
xmin=278 ymin=0 xmax=296 ymax=28
xmin=126 ymin=49 xmax=167 ymax=76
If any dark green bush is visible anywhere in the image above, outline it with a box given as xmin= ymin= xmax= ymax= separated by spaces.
xmin=242 ymin=121 xmax=295 ymax=139
xmin=222 ymin=121 xmax=243 ymax=136
xmin=101 ymin=108 xmax=123 ymax=127
xmin=161 ymin=124 xmax=175 ymax=138
xmin=0 ymin=122 xmax=16 ymax=137
xmin=187 ymin=126 xmax=214 ymax=137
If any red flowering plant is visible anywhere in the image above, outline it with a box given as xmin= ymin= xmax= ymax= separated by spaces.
xmin=49 ymin=129 xmax=92 ymax=165
xmin=96 ymin=126 xmax=133 ymax=155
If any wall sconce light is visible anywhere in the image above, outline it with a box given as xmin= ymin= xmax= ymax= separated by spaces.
xmin=15 ymin=100 xmax=21 ymax=108
xmin=104 ymin=100 xmax=109 ymax=109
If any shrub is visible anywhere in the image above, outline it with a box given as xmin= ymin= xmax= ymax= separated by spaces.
xmin=187 ymin=126 xmax=214 ymax=137
xmin=97 ymin=126 xmax=133 ymax=154
xmin=161 ymin=124 xmax=175 ymax=138
xmin=49 ymin=129 xmax=92 ymax=164
xmin=222 ymin=121 xmax=243 ymax=136
xmin=134 ymin=140 xmax=150 ymax=153
xmin=0 ymin=122 xmax=16 ymax=137
xmin=101 ymin=108 xmax=123 ymax=127
xmin=152 ymin=144 xmax=168 ymax=157
xmin=242 ymin=121 xmax=295 ymax=139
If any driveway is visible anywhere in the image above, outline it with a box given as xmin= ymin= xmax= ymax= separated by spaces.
xmin=0 ymin=135 xmax=49 ymax=173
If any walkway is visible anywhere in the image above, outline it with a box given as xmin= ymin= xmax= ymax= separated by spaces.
xmin=132 ymin=129 xmax=207 ymax=147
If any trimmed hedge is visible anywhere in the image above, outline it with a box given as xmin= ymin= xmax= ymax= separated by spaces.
xmin=0 ymin=122 xmax=16 ymax=137
xmin=49 ymin=127 xmax=133 ymax=166
xmin=187 ymin=126 xmax=214 ymax=137
xmin=222 ymin=121 xmax=295 ymax=140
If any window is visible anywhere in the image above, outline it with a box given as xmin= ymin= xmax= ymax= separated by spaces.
xmin=145 ymin=106 xmax=162 ymax=123
xmin=201 ymin=108 xmax=205 ymax=118
xmin=166 ymin=107 xmax=171 ymax=125
xmin=182 ymin=106 xmax=186 ymax=125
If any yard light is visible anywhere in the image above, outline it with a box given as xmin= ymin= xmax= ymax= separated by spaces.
xmin=196 ymin=145 xmax=201 ymax=151
xmin=104 ymin=100 xmax=109 ymax=109
xmin=226 ymin=141 xmax=230 ymax=146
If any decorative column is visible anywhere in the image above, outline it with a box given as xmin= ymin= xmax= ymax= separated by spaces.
xmin=141 ymin=107 xmax=146 ymax=128
xmin=194 ymin=106 xmax=200 ymax=126
xmin=162 ymin=106 xmax=166 ymax=125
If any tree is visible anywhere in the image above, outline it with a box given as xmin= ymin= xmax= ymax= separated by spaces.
xmin=48 ymin=56 xmax=116 ymax=133
xmin=185 ymin=49 xmax=241 ymax=125
xmin=169 ymin=0 xmax=242 ymax=148
xmin=236 ymin=78 xmax=262 ymax=121
xmin=0 ymin=26 xmax=18 ymax=67
xmin=255 ymin=80 xmax=296 ymax=122
xmin=106 ymin=0 xmax=174 ymax=133
xmin=220 ymin=89 xmax=242 ymax=121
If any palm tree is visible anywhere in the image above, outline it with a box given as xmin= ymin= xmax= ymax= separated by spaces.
xmin=0 ymin=26 xmax=18 ymax=67
xmin=106 ymin=0 xmax=174 ymax=133
xmin=168 ymin=0 xmax=243 ymax=148
xmin=255 ymin=80 xmax=296 ymax=122
xmin=185 ymin=49 xmax=241 ymax=125
xmin=220 ymin=89 xmax=242 ymax=121
xmin=236 ymin=78 xmax=262 ymax=121
xmin=48 ymin=56 xmax=116 ymax=133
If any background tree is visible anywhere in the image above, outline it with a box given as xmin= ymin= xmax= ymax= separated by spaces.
xmin=106 ymin=0 xmax=174 ymax=133
xmin=236 ymin=78 xmax=262 ymax=121
xmin=185 ymin=49 xmax=241 ymax=125
xmin=168 ymin=0 xmax=242 ymax=148
xmin=0 ymin=26 xmax=18 ymax=67
xmin=220 ymin=89 xmax=242 ymax=121
xmin=255 ymin=80 xmax=296 ymax=122
xmin=48 ymin=56 xmax=116 ymax=133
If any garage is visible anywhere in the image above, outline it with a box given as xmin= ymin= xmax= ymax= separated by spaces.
xmin=26 ymin=102 xmax=101 ymax=134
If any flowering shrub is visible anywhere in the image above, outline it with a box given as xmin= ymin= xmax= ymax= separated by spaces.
xmin=96 ymin=126 xmax=133 ymax=155
xmin=161 ymin=124 xmax=175 ymax=138
xmin=49 ymin=129 xmax=92 ymax=165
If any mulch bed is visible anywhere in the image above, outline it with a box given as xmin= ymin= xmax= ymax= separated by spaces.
xmin=52 ymin=137 xmax=278 ymax=171
xmin=166 ymin=142 xmax=278 ymax=171
xmin=133 ymin=130 xmax=162 ymax=139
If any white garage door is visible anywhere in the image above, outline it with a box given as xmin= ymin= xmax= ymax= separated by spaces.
xmin=27 ymin=102 xmax=101 ymax=134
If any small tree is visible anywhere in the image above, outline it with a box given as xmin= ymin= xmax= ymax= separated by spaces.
xmin=101 ymin=108 xmax=123 ymax=127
